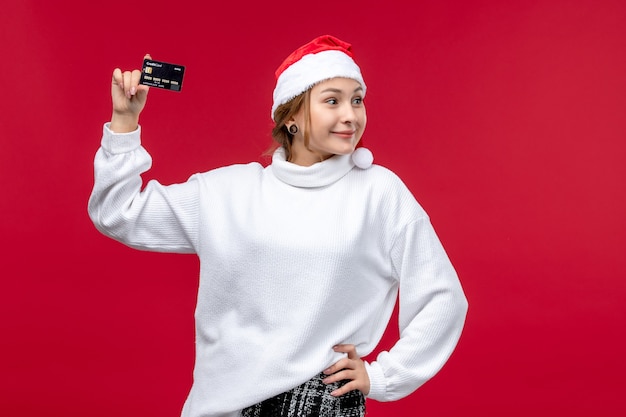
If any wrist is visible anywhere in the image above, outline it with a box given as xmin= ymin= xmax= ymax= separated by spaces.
xmin=110 ymin=111 xmax=139 ymax=133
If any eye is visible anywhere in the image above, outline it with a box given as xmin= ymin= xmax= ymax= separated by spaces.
xmin=325 ymin=98 xmax=338 ymax=105
xmin=352 ymin=97 xmax=363 ymax=105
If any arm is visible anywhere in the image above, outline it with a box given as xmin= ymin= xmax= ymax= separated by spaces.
xmin=365 ymin=217 xmax=468 ymax=401
xmin=87 ymin=56 xmax=199 ymax=253
xmin=323 ymin=206 xmax=467 ymax=400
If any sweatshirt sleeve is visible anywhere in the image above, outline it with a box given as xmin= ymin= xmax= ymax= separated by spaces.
xmin=87 ymin=123 xmax=199 ymax=253
xmin=365 ymin=213 xmax=468 ymax=401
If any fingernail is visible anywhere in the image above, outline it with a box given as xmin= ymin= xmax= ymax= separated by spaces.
xmin=130 ymin=86 xmax=136 ymax=95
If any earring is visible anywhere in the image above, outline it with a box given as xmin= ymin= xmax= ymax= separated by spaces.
xmin=288 ymin=125 xmax=299 ymax=135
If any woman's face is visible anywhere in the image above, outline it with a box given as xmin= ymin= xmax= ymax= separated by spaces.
xmin=290 ymin=77 xmax=367 ymax=166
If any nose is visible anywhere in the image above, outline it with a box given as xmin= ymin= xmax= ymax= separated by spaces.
xmin=341 ymin=102 xmax=358 ymax=124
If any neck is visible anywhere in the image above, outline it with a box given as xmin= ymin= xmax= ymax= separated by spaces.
xmin=289 ymin=149 xmax=332 ymax=167
xmin=289 ymin=138 xmax=333 ymax=166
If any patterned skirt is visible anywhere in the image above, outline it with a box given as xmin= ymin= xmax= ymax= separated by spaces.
xmin=241 ymin=372 xmax=365 ymax=417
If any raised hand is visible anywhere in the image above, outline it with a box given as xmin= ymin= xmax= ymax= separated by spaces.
xmin=110 ymin=54 xmax=151 ymax=133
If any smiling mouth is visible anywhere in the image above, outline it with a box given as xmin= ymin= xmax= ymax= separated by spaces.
xmin=332 ymin=131 xmax=356 ymax=138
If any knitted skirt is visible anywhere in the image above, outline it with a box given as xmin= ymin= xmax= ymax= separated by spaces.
xmin=241 ymin=372 xmax=365 ymax=417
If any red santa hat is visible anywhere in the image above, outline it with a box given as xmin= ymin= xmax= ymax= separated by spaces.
xmin=271 ymin=35 xmax=367 ymax=120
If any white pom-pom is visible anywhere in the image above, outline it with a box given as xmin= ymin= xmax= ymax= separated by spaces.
xmin=351 ymin=147 xmax=373 ymax=169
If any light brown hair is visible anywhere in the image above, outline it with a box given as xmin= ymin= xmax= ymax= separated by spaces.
xmin=268 ymin=89 xmax=312 ymax=161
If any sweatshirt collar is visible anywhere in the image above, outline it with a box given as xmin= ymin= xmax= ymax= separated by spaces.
xmin=270 ymin=148 xmax=356 ymax=188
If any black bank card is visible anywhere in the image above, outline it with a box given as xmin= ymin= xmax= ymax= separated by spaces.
xmin=140 ymin=59 xmax=185 ymax=92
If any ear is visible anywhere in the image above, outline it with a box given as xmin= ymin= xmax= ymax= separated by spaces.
xmin=284 ymin=116 xmax=296 ymax=128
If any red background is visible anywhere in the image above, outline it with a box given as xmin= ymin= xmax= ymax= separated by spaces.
xmin=2 ymin=0 xmax=625 ymax=415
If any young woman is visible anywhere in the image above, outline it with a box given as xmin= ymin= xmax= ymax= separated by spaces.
xmin=88 ymin=35 xmax=468 ymax=417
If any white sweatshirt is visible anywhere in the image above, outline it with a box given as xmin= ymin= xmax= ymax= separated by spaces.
xmin=88 ymin=124 xmax=468 ymax=417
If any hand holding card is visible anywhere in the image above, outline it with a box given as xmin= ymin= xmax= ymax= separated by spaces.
xmin=110 ymin=54 xmax=153 ymax=133
xmin=140 ymin=59 xmax=186 ymax=92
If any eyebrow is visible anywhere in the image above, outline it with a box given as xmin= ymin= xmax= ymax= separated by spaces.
xmin=319 ymin=86 xmax=364 ymax=94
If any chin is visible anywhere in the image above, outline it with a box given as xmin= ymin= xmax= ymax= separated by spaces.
xmin=329 ymin=149 xmax=353 ymax=157
xmin=334 ymin=143 xmax=358 ymax=155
